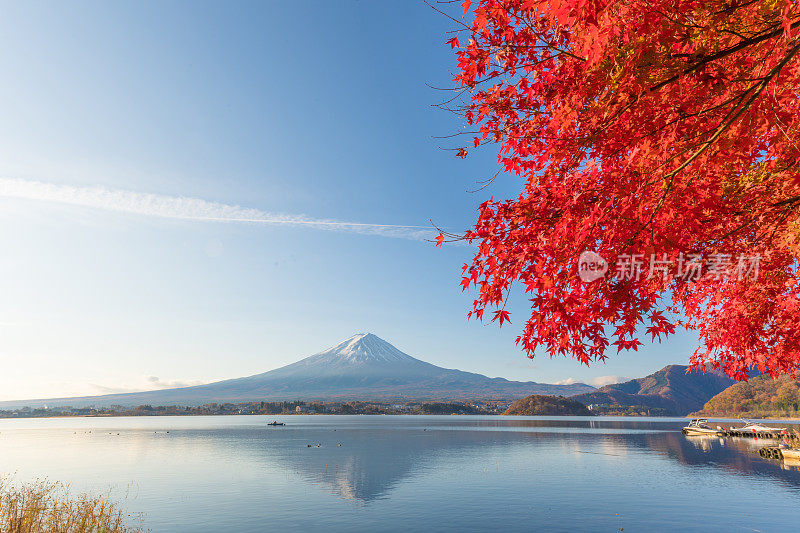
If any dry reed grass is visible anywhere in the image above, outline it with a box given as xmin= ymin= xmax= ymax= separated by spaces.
xmin=0 ymin=476 xmax=143 ymax=533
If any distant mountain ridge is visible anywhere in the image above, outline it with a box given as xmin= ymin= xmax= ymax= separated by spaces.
xmin=0 ymin=333 xmax=595 ymax=408
xmin=571 ymin=364 xmax=736 ymax=415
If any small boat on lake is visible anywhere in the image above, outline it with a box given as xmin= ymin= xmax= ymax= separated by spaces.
xmin=682 ymin=419 xmax=723 ymax=436
xmin=267 ymin=421 xmax=285 ymax=426
xmin=727 ymin=421 xmax=787 ymax=438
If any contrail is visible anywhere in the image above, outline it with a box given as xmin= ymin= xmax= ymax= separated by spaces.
xmin=0 ymin=178 xmax=437 ymax=240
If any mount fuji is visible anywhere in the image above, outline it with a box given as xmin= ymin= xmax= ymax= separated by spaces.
xmin=0 ymin=333 xmax=595 ymax=408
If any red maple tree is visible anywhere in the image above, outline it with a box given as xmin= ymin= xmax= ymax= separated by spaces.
xmin=441 ymin=0 xmax=800 ymax=379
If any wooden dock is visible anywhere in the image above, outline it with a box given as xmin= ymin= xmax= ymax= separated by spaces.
xmin=758 ymin=446 xmax=786 ymax=460
xmin=722 ymin=428 xmax=789 ymax=439
xmin=682 ymin=422 xmax=800 ymax=461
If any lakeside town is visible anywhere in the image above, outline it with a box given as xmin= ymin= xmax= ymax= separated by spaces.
xmin=0 ymin=400 xmax=510 ymax=418
xmin=0 ymin=398 xmax=675 ymax=419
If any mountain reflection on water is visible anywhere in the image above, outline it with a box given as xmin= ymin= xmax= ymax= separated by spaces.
xmin=2 ymin=415 xmax=800 ymax=532
xmin=190 ymin=416 xmax=800 ymax=502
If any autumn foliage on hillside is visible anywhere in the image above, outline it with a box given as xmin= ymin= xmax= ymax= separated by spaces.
xmin=696 ymin=374 xmax=800 ymax=416
xmin=443 ymin=0 xmax=800 ymax=379
xmin=503 ymin=394 xmax=590 ymax=415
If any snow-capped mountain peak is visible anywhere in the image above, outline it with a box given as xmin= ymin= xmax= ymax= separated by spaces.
xmin=316 ymin=333 xmax=416 ymax=364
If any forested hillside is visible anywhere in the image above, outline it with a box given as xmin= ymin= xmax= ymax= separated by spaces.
xmin=503 ymin=395 xmax=591 ymax=416
xmin=571 ymin=365 xmax=735 ymax=415
xmin=693 ymin=375 xmax=800 ymax=418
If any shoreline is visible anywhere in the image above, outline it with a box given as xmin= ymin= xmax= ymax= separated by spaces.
xmin=3 ymin=412 xmax=800 ymax=422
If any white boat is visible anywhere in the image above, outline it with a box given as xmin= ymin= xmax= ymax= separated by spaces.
xmin=727 ymin=421 xmax=788 ymax=437
xmin=682 ymin=419 xmax=723 ymax=436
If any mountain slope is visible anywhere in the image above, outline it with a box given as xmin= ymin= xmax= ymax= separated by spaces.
xmin=571 ymin=365 xmax=736 ymax=415
xmin=692 ymin=374 xmax=800 ymax=417
xmin=0 ymin=333 xmax=595 ymax=408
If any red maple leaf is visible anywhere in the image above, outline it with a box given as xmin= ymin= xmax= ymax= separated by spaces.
xmin=491 ymin=309 xmax=511 ymax=327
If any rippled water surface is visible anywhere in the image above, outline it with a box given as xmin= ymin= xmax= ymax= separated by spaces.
xmin=1 ymin=415 xmax=799 ymax=532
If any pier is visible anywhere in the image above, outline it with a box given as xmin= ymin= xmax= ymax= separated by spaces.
xmin=722 ymin=428 xmax=790 ymax=439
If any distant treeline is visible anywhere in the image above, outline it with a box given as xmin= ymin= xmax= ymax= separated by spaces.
xmin=501 ymin=395 xmax=675 ymax=416
xmin=692 ymin=374 xmax=800 ymax=418
xmin=503 ymin=395 xmax=591 ymax=416
xmin=0 ymin=400 xmax=510 ymax=419
xmin=585 ymin=404 xmax=673 ymax=416
xmin=0 ymin=397 xmax=691 ymax=419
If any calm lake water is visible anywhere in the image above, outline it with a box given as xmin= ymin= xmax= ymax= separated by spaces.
xmin=1 ymin=415 xmax=799 ymax=531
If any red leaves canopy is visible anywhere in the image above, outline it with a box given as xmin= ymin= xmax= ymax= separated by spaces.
xmin=449 ymin=0 xmax=800 ymax=379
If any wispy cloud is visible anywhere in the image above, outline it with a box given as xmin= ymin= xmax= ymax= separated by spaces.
xmin=0 ymin=178 xmax=438 ymax=240
xmin=556 ymin=375 xmax=630 ymax=387
xmin=90 ymin=384 xmax=144 ymax=394
xmin=144 ymin=375 xmax=207 ymax=389
xmin=90 ymin=375 xmax=209 ymax=395
xmin=590 ymin=375 xmax=629 ymax=387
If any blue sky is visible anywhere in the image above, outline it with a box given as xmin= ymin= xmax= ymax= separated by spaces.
xmin=0 ymin=0 xmax=698 ymax=400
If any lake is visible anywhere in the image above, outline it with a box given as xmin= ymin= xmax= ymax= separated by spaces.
xmin=1 ymin=415 xmax=799 ymax=531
